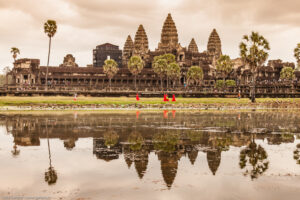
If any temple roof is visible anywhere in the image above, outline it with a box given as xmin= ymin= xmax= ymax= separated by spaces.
xmin=123 ymin=35 xmax=134 ymax=56
xmin=188 ymin=38 xmax=199 ymax=53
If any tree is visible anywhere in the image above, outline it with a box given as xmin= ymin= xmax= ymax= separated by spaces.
xmin=103 ymin=59 xmax=119 ymax=91
xmin=239 ymin=32 xmax=270 ymax=103
xmin=187 ymin=66 xmax=203 ymax=86
xmin=10 ymin=47 xmax=20 ymax=62
xmin=44 ymin=20 xmax=57 ymax=91
xmin=166 ymin=62 xmax=181 ymax=88
xmin=128 ymin=56 xmax=145 ymax=91
xmin=280 ymin=66 xmax=295 ymax=81
xmin=152 ymin=53 xmax=177 ymax=90
xmin=294 ymin=43 xmax=300 ymax=70
xmin=216 ymin=55 xmax=233 ymax=82
xmin=3 ymin=66 xmax=11 ymax=75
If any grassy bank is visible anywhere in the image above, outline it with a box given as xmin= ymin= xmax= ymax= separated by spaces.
xmin=0 ymin=96 xmax=299 ymax=106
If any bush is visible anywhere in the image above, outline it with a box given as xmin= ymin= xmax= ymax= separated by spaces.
xmin=226 ymin=80 xmax=236 ymax=87
xmin=216 ymin=80 xmax=225 ymax=89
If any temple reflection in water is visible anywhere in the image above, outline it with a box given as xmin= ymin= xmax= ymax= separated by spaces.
xmin=1 ymin=112 xmax=300 ymax=188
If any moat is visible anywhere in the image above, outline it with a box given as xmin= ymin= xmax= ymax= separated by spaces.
xmin=1 ymin=111 xmax=300 ymax=200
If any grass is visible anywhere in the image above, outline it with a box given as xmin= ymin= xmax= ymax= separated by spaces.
xmin=0 ymin=96 xmax=299 ymax=106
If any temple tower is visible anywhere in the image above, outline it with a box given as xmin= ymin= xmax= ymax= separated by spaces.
xmin=133 ymin=24 xmax=149 ymax=57
xmin=157 ymin=13 xmax=179 ymax=52
xmin=122 ymin=35 xmax=134 ymax=65
xmin=188 ymin=38 xmax=199 ymax=53
xmin=207 ymin=29 xmax=222 ymax=59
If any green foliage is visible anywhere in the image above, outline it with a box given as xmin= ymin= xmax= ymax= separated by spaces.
xmin=167 ymin=62 xmax=181 ymax=80
xmin=127 ymin=56 xmax=145 ymax=76
xmin=152 ymin=53 xmax=177 ymax=78
xmin=280 ymin=66 xmax=295 ymax=80
xmin=239 ymin=32 xmax=270 ymax=70
xmin=44 ymin=20 xmax=57 ymax=38
xmin=216 ymin=55 xmax=233 ymax=79
xmin=216 ymin=80 xmax=225 ymax=88
xmin=45 ymin=167 xmax=57 ymax=185
xmin=10 ymin=47 xmax=20 ymax=61
xmin=187 ymin=66 xmax=203 ymax=85
xmin=103 ymin=59 xmax=119 ymax=79
xmin=225 ymin=80 xmax=236 ymax=87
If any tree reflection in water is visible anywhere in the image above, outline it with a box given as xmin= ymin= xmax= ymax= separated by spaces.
xmin=239 ymin=136 xmax=269 ymax=180
xmin=104 ymin=130 xmax=119 ymax=148
xmin=11 ymin=144 xmax=20 ymax=157
xmin=293 ymin=143 xmax=300 ymax=165
xmin=44 ymin=119 xmax=58 ymax=185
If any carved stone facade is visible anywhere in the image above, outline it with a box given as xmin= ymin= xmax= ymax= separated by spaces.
xmin=59 ymin=54 xmax=78 ymax=68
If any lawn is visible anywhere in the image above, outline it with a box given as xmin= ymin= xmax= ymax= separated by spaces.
xmin=0 ymin=96 xmax=298 ymax=106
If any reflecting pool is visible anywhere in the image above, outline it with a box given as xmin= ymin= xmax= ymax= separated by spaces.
xmin=1 ymin=111 xmax=300 ymax=200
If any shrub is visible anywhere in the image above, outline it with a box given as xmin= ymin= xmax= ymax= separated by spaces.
xmin=216 ymin=80 xmax=225 ymax=89
xmin=226 ymin=80 xmax=236 ymax=87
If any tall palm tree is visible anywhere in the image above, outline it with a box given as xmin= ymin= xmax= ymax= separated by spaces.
xmin=44 ymin=20 xmax=57 ymax=91
xmin=280 ymin=66 xmax=295 ymax=81
xmin=216 ymin=55 xmax=233 ymax=82
xmin=239 ymin=32 xmax=270 ymax=103
xmin=294 ymin=43 xmax=300 ymax=70
xmin=187 ymin=66 xmax=204 ymax=86
xmin=103 ymin=59 xmax=119 ymax=91
xmin=128 ymin=56 xmax=145 ymax=91
xmin=152 ymin=58 xmax=167 ymax=90
xmin=10 ymin=47 xmax=20 ymax=62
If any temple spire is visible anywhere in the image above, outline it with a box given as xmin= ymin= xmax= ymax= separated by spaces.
xmin=133 ymin=24 xmax=149 ymax=55
xmin=157 ymin=13 xmax=179 ymax=52
xmin=188 ymin=38 xmax=199 ymax=53
xmin=123 ymin=35 xmax=134 ymax=59
xmin=207 ymin=28 xmax=222 ymax=59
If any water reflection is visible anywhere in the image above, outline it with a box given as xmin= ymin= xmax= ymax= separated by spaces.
xmin=1 ymin=112 xmax=300 ymax=191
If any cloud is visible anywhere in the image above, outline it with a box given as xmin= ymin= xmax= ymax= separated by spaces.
xmin=0 ymin=0 xmax=299 ymax=71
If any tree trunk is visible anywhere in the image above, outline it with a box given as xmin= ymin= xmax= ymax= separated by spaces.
xmin=160 ymin=77 xmax=163 ymax=91
xmin=46 ymin=37 xmax=52 ymax=91
xmin=135 ymin=75 xmax=137 ymax=91
xmin=167 ymin=77 xmax=169 ymax=90
xmin=109 ymin=78 xmax=111 ymax=92
xmin=251 ymin=71 xmax=256 ymax=103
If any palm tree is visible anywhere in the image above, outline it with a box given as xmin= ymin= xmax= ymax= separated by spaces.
xmin=166 ymin=62 xmax=181 ymax=88
xmin=103 ymin=59 xmax=119 ymax=91
xmin=216 ymin=55 xmax=233 ymax=82
xmin=187 ymin=66 xmax=204 ymax=86
xmin=152 ymin=58 xmax=167 ymax=90
xmin=239 ymin=32 xmax=270 ymax=103
xmin=128 ymin=56 xmax=145 ymax=91
xmin=44 ymin=20 xmax=57 ymax=91
xmin=294 ymin=43 xmax=300 ymax=70
xmin=10 ymin=47 xmax=20 ymax=62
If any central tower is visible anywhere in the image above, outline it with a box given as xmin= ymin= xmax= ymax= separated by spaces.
xmin=157 ymin=13 xmax=179 ymax=53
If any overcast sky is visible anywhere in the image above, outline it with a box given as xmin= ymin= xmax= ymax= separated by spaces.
xmin=0 ymin=0 xmax=300 ymax=71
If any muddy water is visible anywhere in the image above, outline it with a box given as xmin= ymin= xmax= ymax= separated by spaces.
xmin=0 ymin=111 xmax=300 ymax=200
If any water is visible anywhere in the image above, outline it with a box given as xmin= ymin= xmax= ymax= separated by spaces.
xmin=0 ymin=111 xmax=300 ymax=200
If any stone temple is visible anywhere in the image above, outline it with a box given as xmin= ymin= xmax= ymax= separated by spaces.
xmin=5 ymin=13 xmax=298 ymax=95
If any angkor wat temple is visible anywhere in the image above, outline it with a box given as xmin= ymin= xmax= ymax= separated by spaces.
xmin=4 ymin=13 xmax=300 ymax=96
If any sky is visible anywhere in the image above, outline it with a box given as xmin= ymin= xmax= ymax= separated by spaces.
xmin=0 ymin=0 xmax=300 ymax=71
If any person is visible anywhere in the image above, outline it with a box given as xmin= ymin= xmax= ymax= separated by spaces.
xmin=238 ymin=90 xmax=241 ymax=99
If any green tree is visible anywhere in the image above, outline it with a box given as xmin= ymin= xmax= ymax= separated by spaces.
xmin=167 ymin=62 xmax=181 ymax=88
xmin=187 ymin=66 xmax=203 ymax=86
xmin=280 ymin=66 xmax=295 ymax=81
xmin=239 ymin=32 xmax=270 ymax=103
xmin=294 ymin=43 xmax=300 ymax=70
xmin=128 ymin=56 xmax=145 ymax=91
xmin=10 ymin=47 xmax=20 ymax=62
xmin=216 ymin=55 xmax=233 ymax=82
xmin=128 ymin=131 xmax=144 ymax=151
xmin=152 ymin=53 xmax=177 ymax=90
xmin=44 ymin=20 xmax=57 ymax=91
xmin=293 ymin=143 xmax=300 ymax=165
xmin=103 ymin=130 xmax=119 ymax=148
xmin=103 ymin=59 xmax=119 ymax=91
